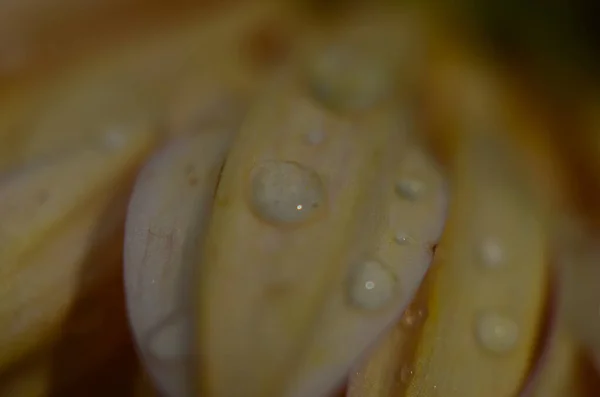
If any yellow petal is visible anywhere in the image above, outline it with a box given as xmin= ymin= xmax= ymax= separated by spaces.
xmin=402 ymin=133 xmax=549 ymax=396
xmin=347 ymin=282 xmax=432 ymax=397
xmin=0 ymin=271 xmax=135 ymax=397
xmin=195 ymin=54 xmax=435 ymax=396
xmin=0 ymin=126 xmax=158 ymax=370
xmin=287 ymin=144 xmax=446 ymax=397
xmin=0 ymin=126 xmax=158 ymax=279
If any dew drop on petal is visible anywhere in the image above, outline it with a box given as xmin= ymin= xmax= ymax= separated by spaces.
xmin=479 ymin=238 xmax=504 ymax=268
xmin=103 ymin=128 xmax=127 ymax=149
xmin=394 ymin=179 xmax=424 ymax=201
xmin=400 ymin=365 xmax=414 ymax=384
xmin=249 ymin=161 xmax=325 ymax=225
xmin=305 ymin=129 xmax=325 ymax=145
xmin=475 ymin=312 xmax=519 ymax=354
xmin=308 ymin=47 xmax=390 ymax=110
xmin=347 ymin=260 xmax=397 ymax=310
xmin=394 ymin=232 xmax=412 ymax=245
xmin=147 ymin=317 xmax=188 ymax=361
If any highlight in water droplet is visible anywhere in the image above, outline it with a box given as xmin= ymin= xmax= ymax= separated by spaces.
xmin=249 ymin=160 xmax=326 ymax=225
xmin=394 ymin=232 xmax=412 ymax=245
xmin=400 ymin=365 xmax=414 ymax=383
xmin=475 ymin=312 xmax=519 ymax=354
xmin=347 ymin=260 xmax=397 ymax=310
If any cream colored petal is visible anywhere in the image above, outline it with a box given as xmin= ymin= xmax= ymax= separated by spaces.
xmin=124 ymin=130 xmax=235 ymax=397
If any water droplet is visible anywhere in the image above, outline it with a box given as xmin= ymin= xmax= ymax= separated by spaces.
xmin=148 ymin=317 xmax=188 ymax=361
xmin=401 ymin=306 xmax=426 ymax=329
xmin=305 ymin=129 xmax=325 ymax=145
xmin=394 ymin=232 xmax=412 ymax=245
xmin=104 ymin=128 xmax=126 ymax=149
xmin=308 ymin=47 xmax=390 ymax=110
xmin=479 ymin=238 xmax=504 ymax=268
xmin=395 ymin=179 xmax=423 ymax=200
xmin=348 ymin=260 xmax=397 ymax=310
xmin=400 ymin=365 xmax=414 ymax=383
xmin=249 ymin=161 xmax=325 ymax=225
xmin=475 ymin=312 xmax=519 ymax=354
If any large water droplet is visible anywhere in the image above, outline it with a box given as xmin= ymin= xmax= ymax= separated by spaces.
xmin=347 ymin=260 xmax=397 ymax=310
xmin=475 ymin=312 xmax=519 ymax=354
xmin=249 ymin=161 xmax=325 ymax=225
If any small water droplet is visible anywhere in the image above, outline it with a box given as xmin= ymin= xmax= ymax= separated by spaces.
xmin=394 ymin=232 xmax=412 ymax=245
xmin=395 ymin=179 xmax=423 ymax=200
xmin=348 ymin=260 xmax=397 ymax=310
xmin=148 ymin=317 xmax=188 ymax=361
xmin=479 ymin=238 xmax=504 ymax=268
xmin=401 ymin=306 xmax=426 ymax=329
xmin=305 ymin=129 xmax=325 ymax=145
xmin=249 ymin=161 xmax=325 ymax=225
xmin=475 ymin=312 xmax=519 ymax=354
xmin=400 ymin=365 xmax=414 ymax=383
xmin=104 ymin=128 xmax=126 ymax=149
xmin=308 ymin=47 xmax=390 ymax=110
xmin=36 ymin=190 xmax=50 ymax=205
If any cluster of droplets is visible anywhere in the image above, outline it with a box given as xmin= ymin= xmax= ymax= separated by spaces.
xmin=247 ymin=124 xmax=430 ymax=312
xmin=401 ymin=305 xmax=427 ymax=329
xmin=246 ymin=45 xmax=408 ymax=312
xmin=396 ymin=304 xmax=428 ymax=386
xmin=243 ymin=45 xmax=446 ymax=397
xmin=346 ymin=173 xmax=428 ymax=311
xmin=473 ymin=238 xmax=520 ymax=354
